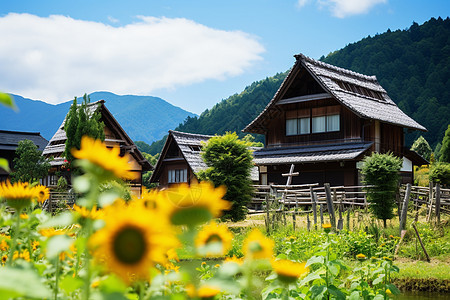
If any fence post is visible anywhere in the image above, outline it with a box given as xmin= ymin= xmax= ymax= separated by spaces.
xmin=324 ymin=183 xmax=336 ymax=229
xmin=310 ymin=187 xmax=318 ymax=230
xmin=265 ymin=193 xmax=270 ymax=235
xmin=426 ymin=181 xmax=434 ymax=222
xmin=400 ymin=183 xmax=411 ymax=234
xmin=435 ymin=183 xmax=441 ymax=225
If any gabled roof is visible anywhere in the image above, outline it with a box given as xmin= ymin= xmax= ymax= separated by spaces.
xmin=150 ymin=130 xmax=260 ymax=183
xmin=0 ymin=130 xmax=48 ymax=151
xmin=42 ymin=100 xmax=151 ymax=171
xmin=253 ymin=141 xmax=373 ymax=165
xmin=243 ymin=53 xmax=426 ymax=134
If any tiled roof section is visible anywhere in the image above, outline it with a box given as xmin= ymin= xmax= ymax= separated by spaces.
xmin=243 ymin=53 xmax=426 ymax=133
xmin=0 ymin=130 xmax=48 ymax=151
xmin=170 ymin=130 xmax=212 ymax=174
xmin=252 ymin=142 xmax=372 ymax=165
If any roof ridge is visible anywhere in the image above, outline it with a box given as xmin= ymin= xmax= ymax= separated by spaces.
xmin=170 ymin=130 xmax=213 ymax=139
xmin=0 ymin=129 xmax=42 ymax=135
xmin=295 ymin=53 xmax=378 ymax=82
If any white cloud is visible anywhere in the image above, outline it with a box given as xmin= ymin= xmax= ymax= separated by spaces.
xmin=318 ymin=0 xmax=387 ymax=18
xmin=0 ymin=13 xmax=264 ymax=104
xmin=297 ymin=0 xmax=310 ymax=8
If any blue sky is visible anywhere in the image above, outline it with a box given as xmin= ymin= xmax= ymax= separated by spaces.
xmin=1 ymin=0 xmax=448 ymax=114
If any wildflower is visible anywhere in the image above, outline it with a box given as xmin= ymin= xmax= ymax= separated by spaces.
xmin=32 ymin=241 xmax=40 ymax=251
xmin=20 ymin=213 xmax=29 ymax=220
xmin=89 ymin=202 xmax=178 ymax=284
xmin=159 ymin=182 xmax=230 ymax=227
xmin=195 ymin=221 xmax=233 ymax=256
xmin=0 ymin=235 xmax=10 ymax=251
xmin=356 ymin=253 xmax=367 ymax=261
xmin=91 ymin=280 xmax=100 ymax=288
xmin=389 ymin=235 xmax=394 ymax=238
xmin=272 ymin=259 xmax=309 ymax=283
xmin=187 ymin=284 xmax=221 ymax=299
xmin=13 ymin=249 xmax=30 ymax=261
xmin=322 ymin=223 xmax=332 ymax=233
xmin=1 ymin=255 xmax=7 ymax=264
xmin=164 ymin=262 xmax=180 ymax=274
xmin=243 ymin=229 xmax=274 ymax=260
xmin=0 ymin=181 xmax=38 ymax=210
xmin=383 ymin=256 xmax=393 ymax=261
xmin=71 ymin=136 xmax=137 ymax=180
xmin=386 ymin=289 xmax=392 ymax=296
xmin=166 ymin=248 xmax=180 ymax=262
xmin=201 ymin=261 xmax=207 ymax=266
xmin=214 ymin=264 xmax=220 ymax=268
xmin=39 ymin=228 xmax=67 ymax=237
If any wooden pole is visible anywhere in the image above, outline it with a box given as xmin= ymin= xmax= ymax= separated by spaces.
xmin=411 ymin=222 xmax=431 ymax=262
xmin=265 ymin=193 xmax=270 ymax=235
xmin=400 ymin=183 xmax=412 ymax=234
xmin=306 ymin=213 xmax=310 ymax=231
xmin=426 ymin=181 xmax=434 ymax=222
xmin=324 ymin=183 xmax=336 ymax=229
xmin=435 ymin=183 xmax=441 ymax=225
xmin=310 ymin=187 xmax=318 ymax=230
xmin=319 ymin=204 xmax=324 ymax=225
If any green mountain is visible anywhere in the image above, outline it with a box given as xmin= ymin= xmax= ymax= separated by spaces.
xmin=147 ymin=17 xmax=449 ymax=154
xmin=321 ymin=17 xmax=450 ymax=148
xmin=0 ymin=92 xmax=196 ymax=144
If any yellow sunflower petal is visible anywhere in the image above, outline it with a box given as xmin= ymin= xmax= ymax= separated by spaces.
xmin=243 ymin=229 xmax=274 ymax=260
xmin=195 ymin=221 xmax=233 ymax=257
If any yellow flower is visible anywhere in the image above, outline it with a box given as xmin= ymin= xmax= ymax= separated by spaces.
xmin=164 ymin=262 xmax=180 ymax=274
xmin=13 ymin=249 xmax=30 ymax=261
xmin=166 ymin=248 xmax=180 ymax=262
xmin=187 ymin=284 xmax=221 ymax=299
xmin=71 ymin=136 xmax=137 ymax=180
xmin=224 ymin=255 xmax=243 ymax=265
xmin=72 ymin=204 xmax=103 ymax=219
xmin=91 ymin=280 xmax=100 ymax=288
xmin=39 ymin=228 xmax=67 ymax=237
xmin=383 ymin=256 xmax=393 ymax=261
xmin=214 ymin=264 xmax=220 ymax=268
xmin=0 ymin=181 xmax=38 ymax=209
xmin=1 ymin=254 xmax=7 ymax=264
xmin=243 ymin=229 xmax=274 ymax=260
xmin=322 ymin=223 xmax=332 ymax=233
xmin=386 ymin=289 xmax=392 ymax=296
xmin=89 ymin=202 xmax=178 ymax=284
xmin=133 ymin=188 xmax=161 ymax=210
xmin=201 ymin=261 xmax=207 ymax=266
xmin=195 ymin=221 xmax=233 ymax=257
xmin=20 ymin=213 xmax=29 ymax=219
xmin=34 ymin=185 xmax=49 ymax=203
xmin=32 ymin=241 xmax=40 ymax=251
xmin=272 ymin=259 xmax=309 ymax=283
xmin=159 ymin=182 xmax=230 ymax=226
xmin=356 ymin=253 xmax=367 ymax=260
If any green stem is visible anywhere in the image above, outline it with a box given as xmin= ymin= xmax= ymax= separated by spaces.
xmin=325 ymin=233 xmax=330 ymax=300
xmin=283 ymin=283 xmax=289 ymax=300
xmin=82 ymin=218 xmax=93 ymax=300
xmin=7 ymin=209 xmax=21 ymax=267
xmin=54 ymin=257 xmax=60 ymax=300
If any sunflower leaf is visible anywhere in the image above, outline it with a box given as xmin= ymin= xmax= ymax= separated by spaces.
xmin=0 ymin=93 xmax=16 ymax=110
xmin=0 ymin=267 xmax=51 ymax=298
xmin=0 ymin=158 xmax=10 ymax=172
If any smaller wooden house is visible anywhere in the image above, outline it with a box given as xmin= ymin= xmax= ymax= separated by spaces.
xmin=42 ymin=100 xmax=152 ymax=195
xmin=150 ymin=130 xmax=259 ymax=188
xmin=0 ymin=130 xmax=48 ymax=181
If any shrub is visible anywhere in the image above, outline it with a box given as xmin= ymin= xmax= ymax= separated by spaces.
xmin=429 ymin=162 xmax=450 ymax=187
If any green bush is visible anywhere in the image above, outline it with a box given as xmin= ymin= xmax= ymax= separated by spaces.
xmin=361 ymin=152 xmax=403 ymax=227
xmin=429 ymin=162 xmax=450 ymax=187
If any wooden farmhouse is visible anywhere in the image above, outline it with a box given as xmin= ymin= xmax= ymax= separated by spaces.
xmin=243 ymin=53 xmax=427 ymax=186
xmin=42 ymin=100 xmax=152 ymax=196
xmin=150 ymin=130 xmax=259 ymax=188
xmin=0 ymin=130 xmax=48 ymax=181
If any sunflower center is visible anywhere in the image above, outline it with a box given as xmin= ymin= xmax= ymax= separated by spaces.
xmin=113 ymin=226 xmax=147 ymax=265
xmin=205 ymin=234 xmax=222 ymax=244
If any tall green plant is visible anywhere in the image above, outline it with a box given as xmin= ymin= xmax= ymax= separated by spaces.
xmin=411 ymin=136 xmax=432 ymax=161
xmin=361 ymin=152 xmax=402 ymax=228
xmin=63 ymin=94 xmax=105 ymax=167
xmin=440 ymin=124 xmax=450 ymax=163
xmin=198 ymin=132 xmax=254 ymax=221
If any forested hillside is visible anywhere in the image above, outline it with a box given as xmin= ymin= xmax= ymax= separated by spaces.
xmin=322 ymin=17 xmax=450 ymax=147
xmin=148 ymin=17 xmax=449 ymax=154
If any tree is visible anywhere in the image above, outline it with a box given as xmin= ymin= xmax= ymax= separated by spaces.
xmin=361 ymin=152 xmax=402 ymax=227
xmin=63 ymin=94 xmax=105 ymax=167
xmin=411 ymin=135 xmax=432 ymax=161
xmin=429 ymin=162 xmax=450 ymax=187
xmin=440 ymin=124 xmax=450 ymax=163
xmin=141 ymin=152 xmax=159 ymax=190
xmin=10 ymin=140 xmax=51 ymax=183
xmin=198 ymin=132 xmax=254 ymax=221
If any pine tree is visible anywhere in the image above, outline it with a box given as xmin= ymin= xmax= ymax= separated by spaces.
xmin=63 ymin=94 xmax=105 ymax=167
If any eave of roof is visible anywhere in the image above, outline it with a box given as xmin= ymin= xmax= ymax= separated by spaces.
xmin=252 ymin=141 xmax=373 ymax=165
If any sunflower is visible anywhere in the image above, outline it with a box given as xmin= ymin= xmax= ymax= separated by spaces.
xmin=159 ymin=182 xmax=230 ymax=227
xmin=34 ymin=185 xmax=49 ymax=203
xmin=195 ymin=221 xmax=233 ymax=256
xmin=133 ymin=188 xmax=161 ymax=210
xmin=72 ymin=204 xmax=103 ymax=219
xmin=0 ymin=181 xmax=38 ymax=210
xmin=271 ymin=259 xmax=309 ymax=283
xmin=224 ymin=255 xmax=243 ymax=265
xmin=356 ymin=253 xmax=367 ymax=261
xmin=322 ymin=223 xmax=332 ymax=233
xmin=71 ymin=136 xmax=137 ymax=180
xmin=89 ymin=202 xmax=178 ymax=284
xmin=187 ymin=284 xmax=221 ymax=299
xmin=243 ymin=229 xmax=274 ymax=260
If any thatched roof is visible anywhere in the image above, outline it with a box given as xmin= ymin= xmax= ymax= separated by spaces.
xmin=243 ymin=53 xmax=426 ymax=134
xmin=0 ymin=130 xmax=48 ymax=151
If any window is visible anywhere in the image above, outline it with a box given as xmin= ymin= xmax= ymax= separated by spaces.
xmin=286 ymin=119 xmax=297 ymax=136
xmin=299 ymin=117 xmax=310 ymax=134
xmin=312 ymin=116 xmax=326 ymax=133
xmin=286 ymin=117 xmax=310 ymax=135
xmin=327 ymin=114 xmax=340 ymax=132
xmin=168 ymin=169 xmax=187 ymax=183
